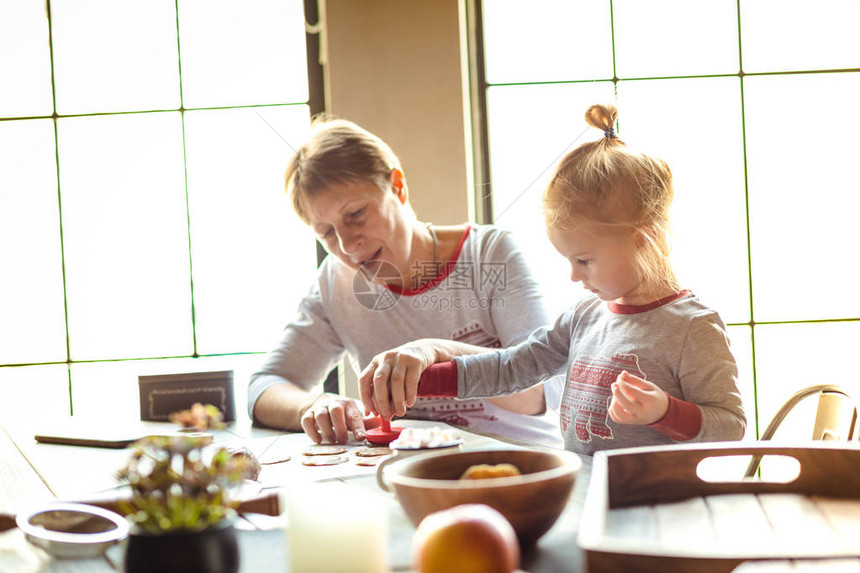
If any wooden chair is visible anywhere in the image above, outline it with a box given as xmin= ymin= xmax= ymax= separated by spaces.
xmin=744 ymin=384 xmax=858 ymax=478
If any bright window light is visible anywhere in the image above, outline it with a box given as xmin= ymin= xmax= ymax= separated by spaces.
xmin=0 ymin=120 xmax=67 ymax=365
xmin=740 ymin=0 xmax=860 ymax=73
xmin=58 ymin=112 xmax=194 ymax=360
xmin=184 ymin=106 xmax=316 ymax=354
xmin=744 ymin=72 xmax=860 ymax=322
xmin=482 ymin=0 xmax=613 ymax=84
xmin=0 ymin=365 xmax=70 ymax=423
xmin=0 ymin=2 xmax=53 ymax=117
xmin=51 ymin=0 xmax=181 ymax=115
xmin=179 ymin=0 xmax=309 ymax=108
xmin=0 ymin=1 xmax=312 ymax=416
xmin=613 ymin=0 xmax=740 ymax=78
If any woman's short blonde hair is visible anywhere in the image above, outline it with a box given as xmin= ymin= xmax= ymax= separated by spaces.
xmin=543 ymin=103 xmax=679 ymax=294
xmin=286 ymin=116 xmax=402 ymax=223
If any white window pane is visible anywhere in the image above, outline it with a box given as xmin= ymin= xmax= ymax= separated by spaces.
xmin=0 ymin=2 xmax=53 ymax=117
xmin=70 ymin=354 xmax=264 ymax=425
xmin=613 ymin=0 xmax=739 ymax=78
xmin=179 ymin=0 xmax=308 ymax=108
xmin=0 ymin=365 xmax=70 ymax=422
xmin=0 ymin=120 xmax=67 ymax=365
xmin=744 ymin=73 xmax=860 ymax=322
xmin=482 ymin=0 xmax=613 ymax=84
xmin=726 ymin=325 xmax=755 ymax=441
xmin=57 ymin=113 xmax=193 ymax=360
xmin=184 ymin=106 xmax=317 ymax=354
xmin=616 ymin=77 xmax=750 ymax=324
xmin=51 ymin=0 xmax=180 ymax=115
xmin=741 ymin=0 xmax=860 ymax=73
xmin=487 ymin=82 xmax=616 ymax=318
xmin=754 ymin=322 xmax=860 ymax=443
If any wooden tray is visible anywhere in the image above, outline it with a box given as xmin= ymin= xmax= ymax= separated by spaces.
xmin=578 ymin=442 xmax=860 ymax=573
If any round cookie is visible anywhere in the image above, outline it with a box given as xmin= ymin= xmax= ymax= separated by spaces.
xmin=354 ymin=447 xmax=392 ymax=457
xmin=258 ymin=452 xmax=292 ymax=466
xmin=302 ymin=445 xmax=348 ymax=456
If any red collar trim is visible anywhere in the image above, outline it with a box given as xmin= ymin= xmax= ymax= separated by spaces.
xmin=608 ymin=290 xmax=690 ymax=315
xmin=387 ymin=225 xmax=472 ymax=296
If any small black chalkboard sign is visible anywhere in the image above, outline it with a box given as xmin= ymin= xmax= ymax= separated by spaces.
xmin=138 ymin=370 xmax=235 ymax=422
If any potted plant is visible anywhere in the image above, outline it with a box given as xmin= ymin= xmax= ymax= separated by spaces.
xmin=117 ymin=434 xmax=251 ymax=573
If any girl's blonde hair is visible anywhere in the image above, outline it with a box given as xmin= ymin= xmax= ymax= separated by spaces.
xmin=543 ymin=103 xmax=679 ymax=295
xmin=286 ymin=116 xmax=402 ymax=223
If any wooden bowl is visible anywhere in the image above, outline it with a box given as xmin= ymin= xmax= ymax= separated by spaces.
xmin=384 ymin=448 xmax=581 ymax=546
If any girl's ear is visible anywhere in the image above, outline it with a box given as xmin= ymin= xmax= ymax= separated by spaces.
xmin=390 ymin=168 xmax=408 ymax=204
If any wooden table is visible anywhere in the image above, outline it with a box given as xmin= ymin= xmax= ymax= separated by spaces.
xmin=0 ymin=416 xmax=592 ymax=573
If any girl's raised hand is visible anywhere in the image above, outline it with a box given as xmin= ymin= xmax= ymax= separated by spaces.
xmin=608 ymin=370 xmax=669 ymax=426
xmin=358 ymin=341 xmax=436 ymax=419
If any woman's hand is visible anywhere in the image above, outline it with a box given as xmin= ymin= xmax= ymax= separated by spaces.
xmin=300 ymin=394 xmax=379 ymax=445
xmin=608 ymin=371 xmax=669 ymax=426
xmin=358 ymin=341 xmax=438 ymax=419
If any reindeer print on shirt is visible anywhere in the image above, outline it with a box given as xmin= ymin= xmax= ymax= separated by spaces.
xmin=560 ymin=352 xmax=645 ymax=442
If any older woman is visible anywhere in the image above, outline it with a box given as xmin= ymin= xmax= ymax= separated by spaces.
xmin=248 ymin=117 xmax=560 ymax=447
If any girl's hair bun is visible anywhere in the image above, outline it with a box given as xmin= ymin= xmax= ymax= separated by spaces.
xmin=584 ymin=104 xmax=618 ymax=139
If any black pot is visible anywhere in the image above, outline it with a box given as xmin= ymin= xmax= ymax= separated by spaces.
xmin=123 ymin=518 xmax=239 ymax=573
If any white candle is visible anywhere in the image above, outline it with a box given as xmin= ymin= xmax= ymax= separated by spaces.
xmin=287 ymin=482 xmax=388 ymax=573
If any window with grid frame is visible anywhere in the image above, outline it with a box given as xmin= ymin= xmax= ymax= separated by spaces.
xmin=477 ymin=0 xmax=860 ymax=440
xmin=0 ymin=0 xmax=318 ymax=423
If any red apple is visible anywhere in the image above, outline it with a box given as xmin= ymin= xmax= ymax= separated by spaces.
xmin=412 ymin=503 xmax=520 ymax=573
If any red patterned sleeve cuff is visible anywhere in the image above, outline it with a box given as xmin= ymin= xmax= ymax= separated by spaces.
xmin=648 ymin=394 xmax=702 ymax=442
xmin=417 ymin=361 xmax=459 ymax=397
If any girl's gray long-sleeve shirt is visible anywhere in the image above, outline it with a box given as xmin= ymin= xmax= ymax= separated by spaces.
xmin=454 ymin=291 xmax=746 ymax=455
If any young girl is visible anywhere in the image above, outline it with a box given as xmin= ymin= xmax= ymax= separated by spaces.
xmin=360 ymin=104 xmax=746 ymax=454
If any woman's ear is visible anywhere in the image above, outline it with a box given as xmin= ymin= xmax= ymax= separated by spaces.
xmin=390 ymin=168 xmax=408 ymax=204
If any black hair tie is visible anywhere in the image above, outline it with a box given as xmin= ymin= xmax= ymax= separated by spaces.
xmin=604 ymin=127 xmax=616 ymax=140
